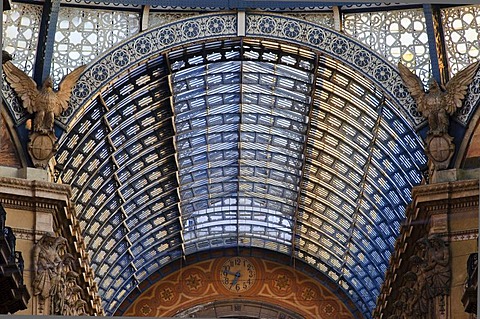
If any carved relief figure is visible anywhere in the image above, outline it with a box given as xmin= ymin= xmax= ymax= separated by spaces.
xmin=408 ymin=254 xmax=429 ymax=317
xmin=33 ymin=234 xmax=89 ymax=315
xmin=32 ymin=234 xmax=68 ymax=312
xmin=3 ymin=62 xmax=85 ymax=133
xmin=399 ymin=236 xmax=451 ymax=319
xmin=63 ymin=271 xmax=87 ymax=316
xmin=426 ymin=235 xmax=450 ymax=297
xmin=398 ymin=61 xmax=479 ymax=135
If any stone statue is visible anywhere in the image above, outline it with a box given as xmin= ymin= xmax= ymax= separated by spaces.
xmin=2 ymin=61 xmax=85 ymax=167
xmin=398 ymin=61 xmax=479 ymax=135
xmin=32 ymin=234 xmax=67 ymax=313
xmin=3 ymin=61 xmax=85 ymax=133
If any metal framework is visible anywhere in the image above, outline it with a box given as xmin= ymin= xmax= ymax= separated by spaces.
xmin=3 ymin=3 xmax=480 ymax=319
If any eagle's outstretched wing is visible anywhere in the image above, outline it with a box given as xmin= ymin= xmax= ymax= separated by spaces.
xmin=55 ymin=65 xmax=86 ymax=115
xmin=444 ymin=61 xmax=479 ymax=115
xmin=397 ymin=62 xmax=426 ymax=113
xmin=3 ymin=61 xmax=39 ymax=114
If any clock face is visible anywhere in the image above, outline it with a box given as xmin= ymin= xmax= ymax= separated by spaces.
xmin=220 ymin=257 xmax=257 ymax=293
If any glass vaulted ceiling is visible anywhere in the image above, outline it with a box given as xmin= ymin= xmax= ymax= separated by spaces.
xmin=56 ymin=38 xmax=427 ymax=317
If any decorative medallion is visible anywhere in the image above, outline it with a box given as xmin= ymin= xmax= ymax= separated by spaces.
xmin=28 ymin=132 xmax=58 ymax=168
xmin=270 ymin=269 xmax=294 ymax=296
xmin=298 ymin=282 xmax=321 ymax=307
xmin=155 ymin=283 xmax=178 ymax=307
xmin=425 ymin=134 xmax=455 ymax=171
xmin=320 ymin=301 xmax=340 ymax=318
xmin=181 ymin=268 xmax=207 ymax=295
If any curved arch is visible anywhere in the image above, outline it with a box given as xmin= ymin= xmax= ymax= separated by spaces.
xmin=53 ymin=12 xmax=429 ymax=318
xmin=118 ymin=248 xmax=364 ymax=319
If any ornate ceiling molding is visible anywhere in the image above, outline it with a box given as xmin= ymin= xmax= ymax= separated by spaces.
xmin=36 ymin=12 xmax=425 ymax=131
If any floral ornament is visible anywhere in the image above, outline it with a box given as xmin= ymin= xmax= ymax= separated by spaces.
xmin=140 ymin=304 xmax=151 ymax=316
xmin=392 ymin=82 xmax=410 ymax=99
xmin=91 ymin=64 xmax=109 ymax=82
xmin=160 ymin=287 xmax=174 ymax=302
xmin=158 ymin=28 xmax=176 ymax=46
xmin=185 ymin=273 xmax=202 ymax=291
xmin=182 ymin=21 xmax=200 ymax=38
xmin=283 ymin=21 xmax=301 ymax=38
xmin=72 ymin=81 xmax=90 ymax=100
xmin=112 ymin=49 xmax=130 ymax=67
xmin=259 ymin=17 xmax=276 ymax=33
xmin=207 ymin=17 xmax=225 ymax=34
xmin=307 ymin=28 xmax=325 ymax=45
xmin=330 ymin=38 xmax=348 ymax=55
xmin=134 ymin=37 xmax=152 ymax=55
xmin=353 ymin=50 xmax=371 ymax=68
xmin=374 ymin=64 xmax=392 ymax=82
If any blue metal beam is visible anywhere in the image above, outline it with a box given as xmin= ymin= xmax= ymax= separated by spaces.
xmin=33 ymin=0 xmax=60 ymax=86
xmin=423 ymin=3 xmax=449 ymax=84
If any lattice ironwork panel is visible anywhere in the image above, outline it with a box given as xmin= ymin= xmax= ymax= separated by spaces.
xmin=52 ymin=6 xmax=140 ymax=83
xmin=343 ymin=8 xmax=431 ymax=83
xmin=441 ymin=5 xmax=480 ymax=76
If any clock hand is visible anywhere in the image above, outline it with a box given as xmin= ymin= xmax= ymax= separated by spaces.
xmin=230 ymin=271 xmax=241 ymax=287
xmin=223 ymin=269 xmax=237 ymax=276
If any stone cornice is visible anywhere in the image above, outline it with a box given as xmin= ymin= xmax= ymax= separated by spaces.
xmin=412 ymin=179 xmax=479 ymax=200
xmin=0 ymin=176 xmax=71 ymax=196
xmin=11 ymin=227 xmax=48 ymax=240
xmin=374 ymin=178 xmax=479 ymax=318
xmin=449 ymin=229 xmax=478 ymax=242
xmin=0 ymin=177 xmax=72 ymax=211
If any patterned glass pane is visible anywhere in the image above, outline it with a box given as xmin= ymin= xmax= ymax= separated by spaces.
xmin=3 ymin=2 xmax=42 ymax=75
xmin=343 ymin=9 xmax=431 ymax=81
xmin=52 ymin=7 xmax=140 ymax=82
xmin=441 ymin=5 xmax=480 ymax=76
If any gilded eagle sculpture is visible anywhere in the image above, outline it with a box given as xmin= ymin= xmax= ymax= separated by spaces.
xmin=398 ymin=61 xmax=479 ymax=135
xmin=3 ymin=61 xmax=86 ymax=133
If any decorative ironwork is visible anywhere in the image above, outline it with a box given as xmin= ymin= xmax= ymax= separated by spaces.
xmin=51 ymin=7 xmax=140 ymax=83
xmin=441 ymin=5 xmax=480 ymax=76
xmin=148 ymin=12 xmax=199 ymax=28
xmin=343 ymin=9 xmax=431 ymax=84
xmin=2 ymin=2 xmax=42 ymax=77
xmin=2 ymin=2 xmax=43 ymax=122
xmin=286 ymin=12 xmax=334 ymax=28
xmin=2 ymin=13 xmax=413 ymax=129
xmin=441 ymin=5 xmax=480 ymax=124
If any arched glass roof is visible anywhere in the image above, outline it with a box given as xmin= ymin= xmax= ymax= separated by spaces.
xmin=9 ymin=3 xmax=478 ymax=318
xmin=53 ymin=35 xmax=426 ymax=316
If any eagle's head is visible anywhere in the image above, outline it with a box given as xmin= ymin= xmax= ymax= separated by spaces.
xmin=427 ymin=78 xmax=441 ymax=93
xmin=43 ymin=76 xmax=54 ymax=90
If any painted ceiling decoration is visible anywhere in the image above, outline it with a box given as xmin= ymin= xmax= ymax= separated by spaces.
xmin=2 ymin=11 xmax=436 ymax=318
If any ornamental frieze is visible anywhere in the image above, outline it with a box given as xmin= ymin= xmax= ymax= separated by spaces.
xmin=124 ymin=257 xmax=356 ymax=319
